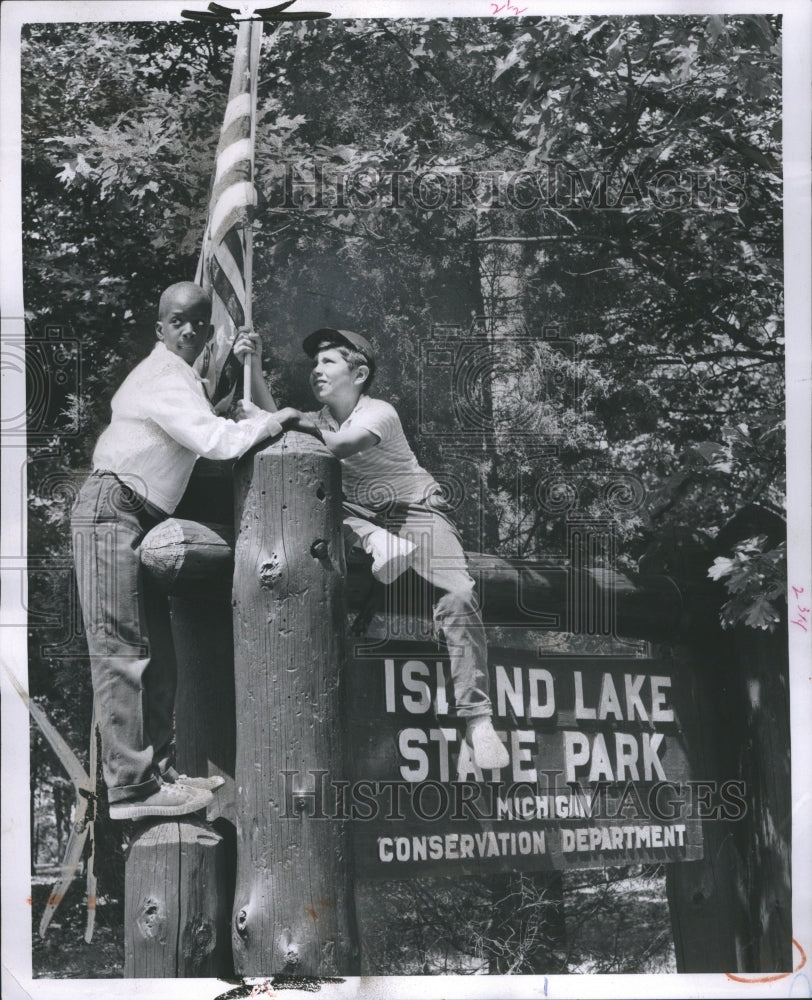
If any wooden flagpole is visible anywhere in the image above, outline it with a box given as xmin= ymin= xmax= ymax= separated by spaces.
xmin=243 ymin=238 xmax=253 ymax=402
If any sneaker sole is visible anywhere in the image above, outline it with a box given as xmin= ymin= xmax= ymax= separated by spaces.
xmin=109 ymin=793 xmax=213 ymax=821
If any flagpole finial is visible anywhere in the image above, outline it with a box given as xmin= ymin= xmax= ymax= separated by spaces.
xmin=181 ymin=1 xmax=331 ymax=24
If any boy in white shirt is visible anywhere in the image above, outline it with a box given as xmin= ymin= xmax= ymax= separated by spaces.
xmin=271 ymin=329 xmax=510 ymax=771
xmin=72 ymin=282 xmax=282 ymax=820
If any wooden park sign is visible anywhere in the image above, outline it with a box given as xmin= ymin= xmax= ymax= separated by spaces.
xmin=130 ymin=452 xmax=783 ymax=977
xmin=337 ymin=642 xmax=705 ymax=877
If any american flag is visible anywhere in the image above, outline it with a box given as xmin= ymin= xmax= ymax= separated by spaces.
xmin=195 ymin=20 xmax=264 ymax=409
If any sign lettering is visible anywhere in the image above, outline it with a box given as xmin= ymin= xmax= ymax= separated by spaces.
xmin=345 ymin=642 xmax=706 ymax=876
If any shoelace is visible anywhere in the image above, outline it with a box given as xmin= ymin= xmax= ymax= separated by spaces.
xmin=161 ymin=782 xmax=190 ymax=797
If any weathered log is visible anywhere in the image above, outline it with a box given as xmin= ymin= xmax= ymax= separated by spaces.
xmin=164 ymin=459 xmax=238 ymax=824
xmin=727 ymin=625 xmax=792 ymax=971
xmin=662 ymin=638 xmax=749 ymax=972
xmin=140 ymin=519 xmax=233 ymax=596
xmin=124 ymin=818 xmax=231 ymax=977
xmin=665 ymin=627 xmax=792 ymax=973
xmin=172 ymin=595 xmax=237 ymax=826
xmin=141 ymin=517 xmax=700 ymax=639
xmin=230 ymin=432 xmax=359 ymax=976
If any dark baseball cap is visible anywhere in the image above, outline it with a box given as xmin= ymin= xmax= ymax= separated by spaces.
xmin=302 ymin=328 xmax=376 ymax=374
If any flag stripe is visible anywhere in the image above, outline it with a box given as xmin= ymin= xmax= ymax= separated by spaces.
xmin=211 ymin=181 xmax=257 ymax=246
xmin=222 ymin=93 xmax=252 ymax=128
xmin=211 ymin=262 xmax=245 ymax=329
xmin=211 ymin=230 xmax=247 ymax=322
xmin=222 ymin=226 xmax=246 ymax=283
xmin=219 ymin=116 xmax=254 ymax=163
xmin=225 ymin=225 xmax=245 ymax=266
xmin=194 ymin=20 xmax=264 ymax=407
xmin=215 ymin=138 xmax=253 ymax=183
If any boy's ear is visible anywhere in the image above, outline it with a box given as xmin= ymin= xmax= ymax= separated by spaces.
xmin=155 ymin=321 xmax=165 ymax=342
xmin=354 ymin=364 xmax=370 ymax=387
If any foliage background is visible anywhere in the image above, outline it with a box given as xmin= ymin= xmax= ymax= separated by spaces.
xmin=22 ymin=12 xmax=784 ymax=976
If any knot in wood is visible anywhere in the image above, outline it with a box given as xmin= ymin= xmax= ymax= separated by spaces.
xmin=235 ymin=907 xmax=249 ymax=937
xmin=259 ymin=554 xmax=282 ymax=589
xmin=283 ymin=943 xmax=300 ymax=969
xmin=136 ymin=897 xmax=165 ymax=939
xmin=183 ymin=916 xmax=214 ymax=963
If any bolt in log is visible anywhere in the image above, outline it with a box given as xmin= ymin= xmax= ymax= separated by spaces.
xmin=231 ymin=432 xmax=358 ymax=975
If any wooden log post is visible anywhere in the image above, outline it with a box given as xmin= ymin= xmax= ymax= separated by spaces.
xmin=661 ymin=636 xmax=750 ymax=972
xmin=726 ymin=625 xmax=792 ymax=971
xmin=665 ymin=626 xmax=792 ymax=973
xmin=124 ymin=818 xmax=231 ymax=977
xmin=140 ymin=517 xmax=698 ymax=640
xmin=171 ymin=592 xmax=237 ymax=825
xmin=231 ymin=432 xmax=359 ymax=976
xmin=123 ymin=590 xmax=237 ymax=978
xmin=140 ymin=466 xmax=239 ymax=823
xmin=135 ymin=468 xmax=239 ymax=978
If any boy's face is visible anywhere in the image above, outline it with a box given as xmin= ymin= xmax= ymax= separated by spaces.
xmin=155 ymin=287 xmax=212 ymax=365
xmin=309 ymin=347 xmax=368 ymax=406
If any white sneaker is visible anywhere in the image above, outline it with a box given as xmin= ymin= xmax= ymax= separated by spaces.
xmin=109 ymin=782 xmax=213 ymax=820
xmin=467 ymin=717 xmax=510 ymax=770
xmin=162 ymin=767 xmax=225 ymax=792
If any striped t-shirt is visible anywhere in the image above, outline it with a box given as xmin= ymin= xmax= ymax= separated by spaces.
xmin=310 ymin=395 xmax=438 ymax=507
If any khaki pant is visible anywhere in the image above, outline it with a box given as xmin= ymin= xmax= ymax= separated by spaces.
xmin=344 ymin=496 xmax=491 ymax=718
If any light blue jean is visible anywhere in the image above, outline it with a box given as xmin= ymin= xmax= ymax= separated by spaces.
xmin=71 ymin=472 xmax=175 ymax=802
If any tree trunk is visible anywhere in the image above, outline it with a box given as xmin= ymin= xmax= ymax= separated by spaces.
xmin=124 ymin=818 xmax=231 ymax=977
xmin=667 ymin=628 xmax=791 ymax=973
xmin=727 ymin=626 xmax=792 ymax=971
xmin=666 ymin=629 xmax=754 ymax=972
xmin=230 ymin=432 xmax=359 ymax=975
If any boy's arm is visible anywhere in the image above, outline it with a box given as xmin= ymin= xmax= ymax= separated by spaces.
xmin=249 ymin=361 xmax=277 ymax=411
xmin=149 ymin=372 xmax=283 ymax=460
xmin=275 ymin=409 xmax=379 ymax=458
xmin=233 ymin=328 xmax=278 ymax=411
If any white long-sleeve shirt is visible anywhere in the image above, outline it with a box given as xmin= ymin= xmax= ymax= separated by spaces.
xmin=92 ymin=342 xmax=282 ymax=514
